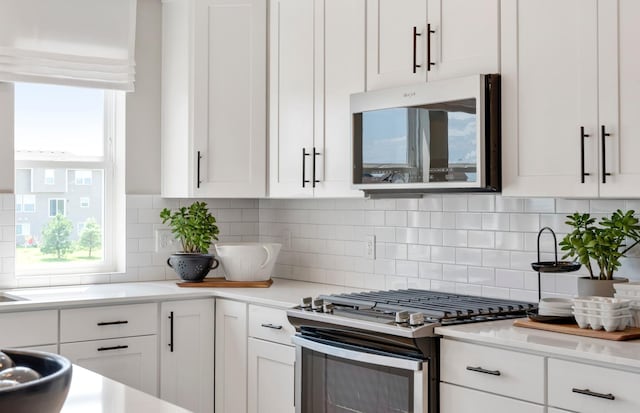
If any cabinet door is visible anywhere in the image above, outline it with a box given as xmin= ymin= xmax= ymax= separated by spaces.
xmin=60 ymin=335 xmax=158 ymax=396
xmin=215 ymin=299 xmax=248 ymax=413
xmin=426 ymin=0 xmax=500 ymax=81
xmin=161 ymin=0 xmax=266 ymax=198
xmin=440 ymin=383 xmax=545 ymax=413
xmin=598 ymin=0 xmax=640 ymax=197
xmin=247 ymin=337 xmax=295 ymax=413
xmin=366 ymin=0 xmax=428 ymax=90
xmin=313 ymin=0 xmax=365 ymax=198
xmin=160 ymin=299 xmax=214 ymax=413
xmin=195 ymin=0 xmax=266 ymax=197
xmin=0 ymin=310 xmax=57 ymax=348
xmin=269 ymin=0 xmax=315 ymax=198
xmin=501 ymin=0 xmax=599 ymax=197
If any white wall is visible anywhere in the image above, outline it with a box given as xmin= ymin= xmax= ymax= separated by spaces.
xmin=126 ymin=0 xmax=163 ymax=194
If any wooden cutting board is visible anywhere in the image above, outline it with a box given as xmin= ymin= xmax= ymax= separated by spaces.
xmin=513 ymin=318 xmax=640 ymax=341
xmin=176 ymin=278 xmax=273 ymax=288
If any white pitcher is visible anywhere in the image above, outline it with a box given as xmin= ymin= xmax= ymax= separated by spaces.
xmin=214 ymin=242 xmax=282 ymax=282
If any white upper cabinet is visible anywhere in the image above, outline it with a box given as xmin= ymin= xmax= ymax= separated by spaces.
xmin=161 ymin=0 xmax=266 ymax=198
xmin=597 ymin=0 xmax=640 ymax=197
xmin=366 ymin=0 xmax=500 ymax=90
xmin=502 ymin=0 xmax=640 ymax=198
xmin=269 ymin=0 xmax=365 ymax=198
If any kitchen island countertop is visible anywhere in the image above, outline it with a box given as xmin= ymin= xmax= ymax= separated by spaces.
xmin=62 ymin=365 xmax=189 ymax=413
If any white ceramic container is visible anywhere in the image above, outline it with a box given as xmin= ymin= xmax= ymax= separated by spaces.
xmin=214 ymin=242 xmax=281 ymax=282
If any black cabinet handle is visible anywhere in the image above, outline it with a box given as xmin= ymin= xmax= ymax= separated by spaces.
xmin=97 ymin=320 xmax=128 ymax=326
xmin=97 ymin=345 xmax=129 ymax=352
xmin=580 ymin=126 xmax=590 ymax=183
xmin=466 ymin=366 xmax=501 ymax=376
xmin=312 ymin=147 xmax=320 ymax=188
xmin=261 ymin=323 xmax=283 ymax=330
xmin=412 ymin=26 xmax=422 ymax=73
xmin=197 ymin=150 xmax=202 ymax=188
xmin=302 ymin=148 xmax=310 ymax=188
xmin=426 ymin=23 xmax=436 ymax=71
xmin=572 ymin=388 xmax=615 ymax=400
xmin=168 ymin=311 xmax=174 ymax=353
xmin=601 ymin=125 xmax=611 ymax=183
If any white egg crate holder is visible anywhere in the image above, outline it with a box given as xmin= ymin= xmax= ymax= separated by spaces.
xmin=572 ymin=296 xmax=633 ymax=332
xmin=613 ymin=282 xmax=640 ymax=328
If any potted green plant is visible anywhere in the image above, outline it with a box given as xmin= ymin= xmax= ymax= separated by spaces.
xmin=160 ymin=201 xmax=220 ymax=282
xmin=560 ymin=209 xmax=640 ymax=297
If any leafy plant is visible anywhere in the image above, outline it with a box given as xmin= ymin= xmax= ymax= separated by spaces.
xmin=160 ymin=201 xmax=219 ymax=254
xmin=560 ymin=209 xmax=640 ymax=280
xmin=40 ymin=214 xmax=73 ymax=259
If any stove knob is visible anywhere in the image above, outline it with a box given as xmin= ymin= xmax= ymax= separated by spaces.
xmin=395 ymin=311 xmax=410 ymax=324
xmin=300 ymin=297 xmax=312 ymax=310
xmin=323 ymin=303 xmax=334 ymax=314
xmin=312 ymin=299 xmax=324 ymax=312
xmin=409 ymin=312 xmax=425 ymax=326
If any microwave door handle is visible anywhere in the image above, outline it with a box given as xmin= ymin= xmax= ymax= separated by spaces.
xmin=292 ymin=335 xmax=422 ymax=371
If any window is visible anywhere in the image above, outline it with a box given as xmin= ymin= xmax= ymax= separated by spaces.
xmin=15 ymin=194 xmax=36 ymax=213
xmin=49 ymin=199 xmax=66 ymax=217
xmin=44 ymin=169 xmax=55 ymax=185
xmin=74 ymin=170 xmax=93 ymax=185
xmin=14 ymin=82 xmax=121 ymax=275
xmin=16 ymin=223 xmax=30 ymax=236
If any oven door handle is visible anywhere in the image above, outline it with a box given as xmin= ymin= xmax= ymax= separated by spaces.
xmin=292 ymin=335 xmax=423 ymax=371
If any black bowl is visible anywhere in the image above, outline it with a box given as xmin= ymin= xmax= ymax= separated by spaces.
xmin=0 ymin=349 xmax=72 ymax=413
xmin=531 ymin=261 xmax=581 ymax=273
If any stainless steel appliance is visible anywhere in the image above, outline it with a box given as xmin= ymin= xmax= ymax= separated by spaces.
xmin=287 ymin=289 xmax=535 ymax=413
xmin=351 ymin=74 xmax=501 ymax=196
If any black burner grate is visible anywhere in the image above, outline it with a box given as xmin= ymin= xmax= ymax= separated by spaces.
xmin=320 ymin=289 xmax=536 ymax=323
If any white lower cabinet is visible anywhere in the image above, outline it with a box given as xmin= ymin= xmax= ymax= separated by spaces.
xmin=440 ymin=383 xmax=544 ymax=413
xmin=59 ymin=303 xmax=159 ymax=396
xmin=247 ymin=304 xmax=295 ymax=413
xmin=440 ymin=338 xmax=545 ymax=404
xmin=60 ymin=335 xmax=158 ymax=395
xmin=548 ymin=358 xmax=640 ymax=413
xmin=247 ymin=337 xmax=295 ymax=413
xmin=160 ymin=299 xmax=214 ymax=413
xmin=0 ymin=310 xmax=58 ymax=349
xmin=215 ymin=298 xmax=248 ymax=413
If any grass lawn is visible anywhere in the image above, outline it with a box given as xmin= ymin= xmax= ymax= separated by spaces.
xmin=16 ymin=247 xmax=102 ymax=264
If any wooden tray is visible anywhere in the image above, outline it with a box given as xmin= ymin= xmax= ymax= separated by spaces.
xmin=513 ymin=318 xmax=640 ymax=341
xmin=177 ymin=278 xmax=273 ymax=288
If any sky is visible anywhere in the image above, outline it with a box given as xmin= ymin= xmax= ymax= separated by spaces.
xmin=14 ymin=82 xmax=104 ymax=157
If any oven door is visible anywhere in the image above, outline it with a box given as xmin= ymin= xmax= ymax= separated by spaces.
xmin=293 ymin=335 xmax=428 ymax=413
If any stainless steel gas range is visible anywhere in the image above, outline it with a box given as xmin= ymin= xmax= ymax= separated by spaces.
xmin=287 ymin=289 xmax=536 ymax=413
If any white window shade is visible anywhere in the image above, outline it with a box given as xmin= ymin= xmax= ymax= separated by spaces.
xmin=0 ymin=0 xmax=137 ymax=91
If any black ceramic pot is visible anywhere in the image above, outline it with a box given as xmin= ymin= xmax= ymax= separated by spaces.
xmin=167 ymin=253 xmax=220 ymax=282
xmin=0 ymin=349 xmax=72 ymax=413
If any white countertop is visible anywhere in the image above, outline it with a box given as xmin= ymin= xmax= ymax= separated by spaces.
xmin=0 ymin=278 xmax=361 ymax=311
xmin=62 ymin=365 xmax=188 ymax=413
xmin=435 ymin=319 xmax=640 ymax=370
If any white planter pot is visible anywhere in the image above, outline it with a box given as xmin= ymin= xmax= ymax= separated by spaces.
xmin=576 ymin=277 xmax=629 ymax=297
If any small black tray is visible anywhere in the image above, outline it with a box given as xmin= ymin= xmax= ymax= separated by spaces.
xmin=526 ymin=309 xmax=575 ymax=324
xmin=531 ymin=261 xmax=581 ymax=273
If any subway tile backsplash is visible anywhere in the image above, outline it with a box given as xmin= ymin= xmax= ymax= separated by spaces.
xmin=3 ymin=193 xmax=640 ymax=301
xmin=259 ymin=195 xmax=640 ymax=302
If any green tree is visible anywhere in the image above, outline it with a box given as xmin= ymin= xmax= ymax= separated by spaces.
xmin=79 ymin=218 xmax=102 ymax=257
xmin=40 ymin=214 xmax=73 ymax=259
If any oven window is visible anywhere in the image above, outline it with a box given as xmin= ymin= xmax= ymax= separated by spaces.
xmin=301 ymin=348 xmax=415 ymax=413
xmin=355 ymin=98 xmax=478 ymax=185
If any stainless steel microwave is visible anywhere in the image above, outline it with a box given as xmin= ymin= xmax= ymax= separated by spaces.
xmin=351 ymin=74 xmax=500 ymax=196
